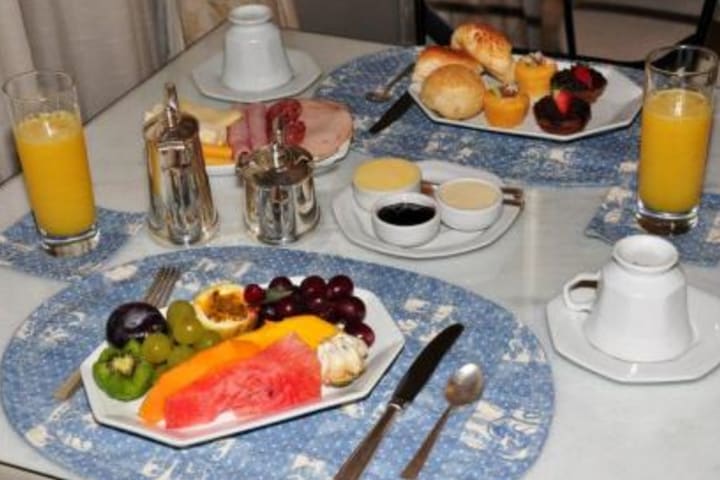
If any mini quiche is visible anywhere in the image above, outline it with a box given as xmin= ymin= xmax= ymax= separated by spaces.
xmin=484 ymin=84 xmax=530 ymax=128
xmin=515 ymin=52 xmax=557 ymax=98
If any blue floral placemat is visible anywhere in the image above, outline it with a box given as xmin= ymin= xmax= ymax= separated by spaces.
xmin=2 ymin=246 xmax=553 ymax=480
xmin=585 ymin=179 xmax=720 ymax=266
xmin=315 ymin=47 xmax=644 ymax=187
xmin=0 ymin=207 xmax=145 ymax=282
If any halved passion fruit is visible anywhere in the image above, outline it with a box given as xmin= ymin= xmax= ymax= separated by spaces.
xmin=192 ymin=283 xmax=259 ymax=339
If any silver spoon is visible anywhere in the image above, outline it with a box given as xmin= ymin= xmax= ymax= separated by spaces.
xmin=400 ymin=363 xmax=485 ymax=479
xmin=365 ymin=63 xmax=414 ymax=102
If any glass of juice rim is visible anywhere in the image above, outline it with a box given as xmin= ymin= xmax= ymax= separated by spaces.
xmin=636 ymin=45 xmax=718 ymax=235
xmin=3 ymin=70 xmax=99 ymax=257
xmin=645 ymin=44 xmax=719 ymax=80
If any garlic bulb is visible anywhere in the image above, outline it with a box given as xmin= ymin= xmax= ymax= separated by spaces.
xmin=317 ymin=332 xmax=369 ymax=387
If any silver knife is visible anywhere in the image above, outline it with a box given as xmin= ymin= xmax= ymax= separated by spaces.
xmin=368 ymin=91 xmax=414 ymax=135
xmin=334 ymin=323 xmax=464 ymax=480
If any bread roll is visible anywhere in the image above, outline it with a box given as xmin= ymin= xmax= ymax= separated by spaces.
xmin=412 ymin=46 xmax=484 ymax=84
xmin=451 ymin=23 xmax=514 ymax=83
xmin=420 ymin=65 xmax=485 ymax=120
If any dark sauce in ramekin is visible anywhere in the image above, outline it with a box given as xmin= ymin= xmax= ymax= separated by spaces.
xmin=377 ymin=203 xmax=435 ymax=226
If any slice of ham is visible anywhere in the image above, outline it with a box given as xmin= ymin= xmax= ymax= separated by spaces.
xmin=227 ymin=105 xmax=251 ymax=159
xmin=246 ymin=102 xmax=269 ymax=150
xmin=298 ymin=99 xmax=353 ymax=160
xmin=267 ymin=99 xmax=305 ymax=144
xmin=228 ymin=99 xmax=353 ymax=163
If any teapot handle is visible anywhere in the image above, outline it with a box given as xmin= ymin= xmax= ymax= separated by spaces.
xmin=562 ymin=272 xmax=600 ymax=312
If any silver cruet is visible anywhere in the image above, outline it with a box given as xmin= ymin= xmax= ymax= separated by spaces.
xmin=144 ymin=83 xmax=219 ymax=246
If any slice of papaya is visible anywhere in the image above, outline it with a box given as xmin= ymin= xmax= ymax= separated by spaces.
xmin=139 ymin=339 xmax=260 ymax=424
xmin=236 ymin=315 xmax=338 ymax=349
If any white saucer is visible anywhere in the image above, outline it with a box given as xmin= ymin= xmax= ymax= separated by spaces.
xmin=547 ymin=286 xmax=720 ymax=384
xmin=331 ymin=160 xmax=523 ymax=259
xmin=192 ymin=48 xmax=321 ymax=103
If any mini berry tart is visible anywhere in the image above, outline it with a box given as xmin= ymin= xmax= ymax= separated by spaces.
xmin=551 ymin=64 xmax=607 ymax=103
xmin=484 ymin=84 xmax=530 ymax=128
xmin=514 ymin=52 xmax=557 ymax=98
xmin=533 ymin=89 xmax=591 ymax=135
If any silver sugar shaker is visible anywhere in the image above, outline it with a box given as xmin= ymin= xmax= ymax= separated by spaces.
xmin=237 ymin=119 xmax=319 ymax=244
xmin=144 ymin=83 xmax=219 ymax=246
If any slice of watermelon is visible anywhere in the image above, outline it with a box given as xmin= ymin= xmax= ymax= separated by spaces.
xmin=164 ymin=334 xmax=321 ymax=429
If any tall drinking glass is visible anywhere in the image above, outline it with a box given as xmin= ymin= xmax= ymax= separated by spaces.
xmin=3 ymin=71 xmax=98 ymax=256
xmin=636 ymin=45 xmax=718 ymax=235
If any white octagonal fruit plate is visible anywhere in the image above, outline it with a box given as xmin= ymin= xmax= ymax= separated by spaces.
xmin=81 ymin=286 xmax=404 ymax=447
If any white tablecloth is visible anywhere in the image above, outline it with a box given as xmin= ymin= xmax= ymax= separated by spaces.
xmin=1 ymin=27 xmax=719 ymax=480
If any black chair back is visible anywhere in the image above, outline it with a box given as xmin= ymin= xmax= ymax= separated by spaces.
xmin=562 ymin=0 xmax=719 ymax=68
xmin=415 ymin=0 xmax=719 ymax=69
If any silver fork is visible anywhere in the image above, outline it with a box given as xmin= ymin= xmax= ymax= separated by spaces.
xmin=365 ymin=63 xmax=414 ymax=102
xmin=52 ymin=265 xmax=182 ymax=401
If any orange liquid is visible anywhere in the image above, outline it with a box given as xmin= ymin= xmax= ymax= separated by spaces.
xmin=639 ymin=89 xmax=712 ymax=213
xmin=14 ymin=111 xmax=96 ymax=236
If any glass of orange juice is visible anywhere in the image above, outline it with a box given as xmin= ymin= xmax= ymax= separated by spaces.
xmin=637 ymin=45 xmax=718 ymax=234
xmin=3 ymin=71 xmax=98 ymax=256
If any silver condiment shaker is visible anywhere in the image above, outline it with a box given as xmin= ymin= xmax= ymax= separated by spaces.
xmin=237 ymin=119 xmax=319 ymax=244
xmin=144 ymin=83 xmax=219 ymax=246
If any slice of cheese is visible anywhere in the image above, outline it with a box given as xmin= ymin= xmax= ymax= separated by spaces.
xmin=180 ymin=99 xmax=242 ymax=130
xmin=204 ymin=156 xmax=235 ymax=166
xmin=143 ymin=99 xmax=242 ymax=146
xmin=201 ymin=143 xmax=233 ymax=164
xmin=182 ymin=99 xmax=242 ymax=146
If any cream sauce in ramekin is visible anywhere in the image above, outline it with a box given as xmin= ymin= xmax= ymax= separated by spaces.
xmin=439 ymin=180 xmax=499 ymax=210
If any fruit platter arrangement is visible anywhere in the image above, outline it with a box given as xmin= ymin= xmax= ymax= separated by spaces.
xmin=81 ymin=273 xmax=404 ymax=446
xmin=408 ymin=22 xmax=642 ymax=141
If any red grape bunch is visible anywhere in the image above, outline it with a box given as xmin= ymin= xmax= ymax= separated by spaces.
xmin=243 ymin=274 xmax=375 ymax=346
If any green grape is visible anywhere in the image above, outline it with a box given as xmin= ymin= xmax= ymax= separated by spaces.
xmin=167 ymin=344 xmax=195 ymax=367
xmin=194 ymin=330 xmax=222 ymax=350
xmin=140 ymin=332 xmax=173 ymax=364
xmin=172 ymin=316 xmax=204 ymax=345
xmin=166 ymin=300 xmax=197 ymax=332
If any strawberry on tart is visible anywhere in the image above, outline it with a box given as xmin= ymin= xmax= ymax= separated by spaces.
xmin=551 ymin=64 xmax=607 ymax=103
xmin=533 ymin=89 xmax=591 ymax=135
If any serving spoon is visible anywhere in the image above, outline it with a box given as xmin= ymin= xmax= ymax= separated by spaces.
xmin=365 ymin=63 xmax=414 ymax=102
xmin=400 ymin=363 xmax=485 ymax=479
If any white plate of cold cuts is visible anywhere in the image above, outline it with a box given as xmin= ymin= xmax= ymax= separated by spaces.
xmin=210 ymin=98 xmax=354 ymax=176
